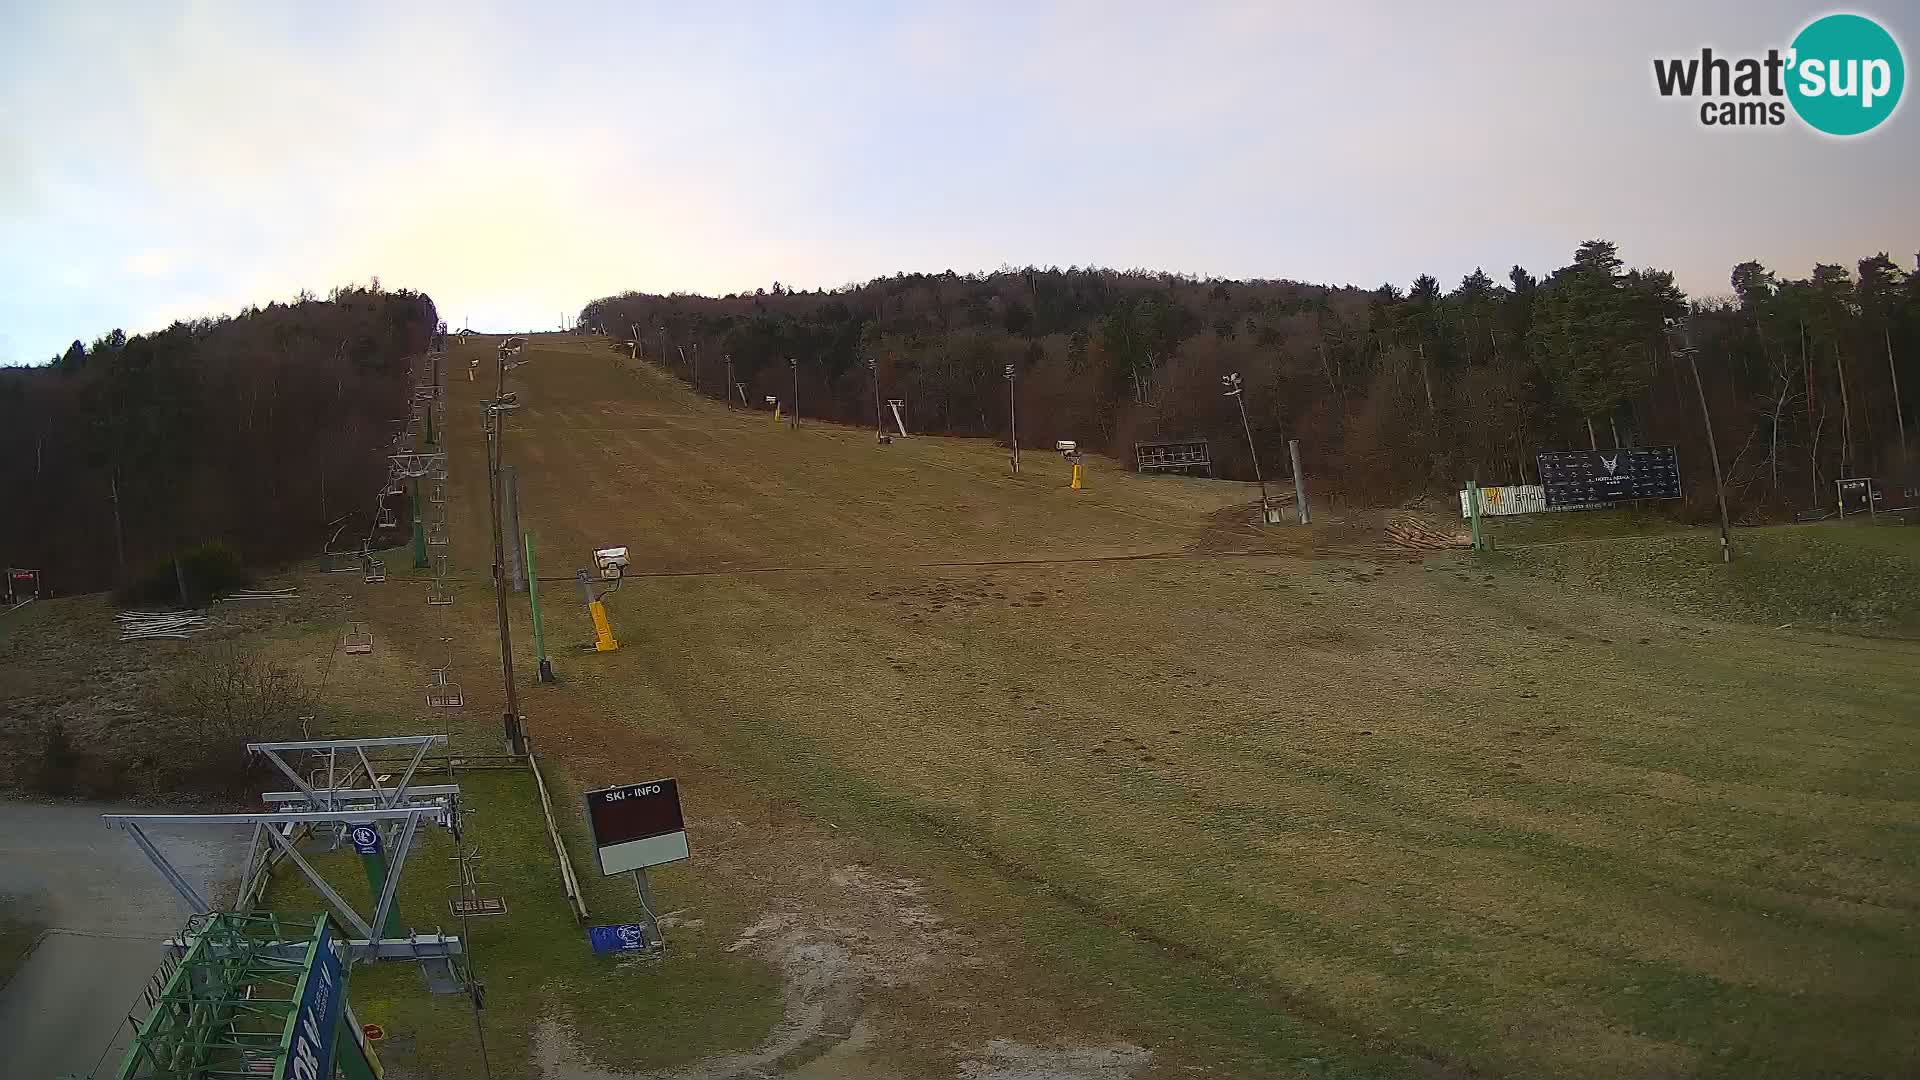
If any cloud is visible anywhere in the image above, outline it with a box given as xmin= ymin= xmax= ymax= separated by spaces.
xmin=121 ymin=250 xmax=182 ymax=279
xmin=0 ymin=0 xmax=1915 ymax=363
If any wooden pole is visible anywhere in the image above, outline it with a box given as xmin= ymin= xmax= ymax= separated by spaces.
xmin=1682 ymin=319 xmax=1733 ymax=564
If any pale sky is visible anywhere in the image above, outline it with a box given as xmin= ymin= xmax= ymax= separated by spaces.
xmin=2 ymin=1 xmax=1915 ymax=364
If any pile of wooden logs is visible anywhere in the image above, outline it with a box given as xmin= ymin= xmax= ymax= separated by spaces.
xmin=1386 ymin=513 xmax=1470 ymax=550
xmin=117 ymin=609 xmax=213 ymax=641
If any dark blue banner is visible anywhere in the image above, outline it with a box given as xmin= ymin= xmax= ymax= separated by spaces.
xmin=278 ymin=925 xmax=345 ymax=1080
xmin=588 ymin=923 xmax=653 ymax=955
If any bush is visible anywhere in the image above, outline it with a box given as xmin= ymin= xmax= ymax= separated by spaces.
xmin=142 ymin=643 xmax=309 ymax=800
xmin=29 ymin=722 xmax=79 ymax=796
xmin=114 ymin=542 xmax=250 ymax=609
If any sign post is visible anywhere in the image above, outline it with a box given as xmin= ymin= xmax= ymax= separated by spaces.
xmin=1467 ymin=479 xmax=1485 ymax=551
xmin=584 ymin=779 xmax=690 ymax=952
xmin=350 ymin=823 xmax=404 ymax=938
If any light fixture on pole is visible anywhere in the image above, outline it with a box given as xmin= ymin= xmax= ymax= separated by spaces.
xmin=1222 ymin=372 xmax=1272 ymax=524
xmin=1004 ymin=364 xmax=1019 ymax=474
xmin=1666 ymin=316 xmax=1733 ymax=564
xmin=484 ymin=386 xmax=527 ymax=756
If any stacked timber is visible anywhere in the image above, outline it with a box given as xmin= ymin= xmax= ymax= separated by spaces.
xmin=1386 ymin=513 xmax=1470 ymax=550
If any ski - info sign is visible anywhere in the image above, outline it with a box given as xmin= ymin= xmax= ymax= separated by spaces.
xmin=584 ymin=778 xmax=689 ymax=875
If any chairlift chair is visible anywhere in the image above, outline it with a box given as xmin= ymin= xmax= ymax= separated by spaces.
xmin=446 ymin=849 xmax=507 ymax=917
xmin=344 ymin=624 xmax=373 ymax=654
xmin=363 ymin=555 xmax=387 ymax=584
xmin=426 ymin=521 xmax=449 ymax=545
xmin=322 ymin=518 xmax=362 ymax=572
xmin=430 ymin=480 xmax=447 ymax=505
xmin=427 ymin=579 xmax=453 ymax=606
xmin=426 ymin=666 xmax=465 ymax=708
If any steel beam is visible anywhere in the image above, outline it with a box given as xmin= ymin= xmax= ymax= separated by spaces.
xmin=248 ymin=734 xmax=446 ymax=753
xmin=121 ymin=822 xmax=211 ymax=915
xmin=367 ymin=810 xmax=423 ymax=938
xmin=106 ymin=808 xmax=430 ymax=826
xmin=259 ymin=784 xmax=459 ymax=805
xmin=260 ymin=821 xmax=376 ymax=939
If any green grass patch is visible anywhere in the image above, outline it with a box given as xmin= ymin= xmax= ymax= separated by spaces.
xmin=691 ymin=706 xmax=1427 ymax=1079
xmin=1489 ymin=522 xmax=1920 ymax=633
xmin=260 ymin=768 xmax=780 ymax=1079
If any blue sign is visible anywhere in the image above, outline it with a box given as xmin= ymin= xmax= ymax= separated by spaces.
xmin=349 ymin=825 xmax=382 ymax=855
xmin=588 ymin=923 xmax=653 ymax=955
xmin=278 ymin=925 xmax=345 ymax=1080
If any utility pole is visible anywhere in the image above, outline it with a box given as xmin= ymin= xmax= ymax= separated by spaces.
xmin=789 ymin=358 xmax=799 ymax=427
xmin=1222 ymin=372 xmax=1271 ymax=523
xmin=1004 ymin=364 xmax=1019 ymax=473
xmin=869 ymin=358 xmax=882 ymax=442
xmin=691 ymin=342 xmax=701 ymax=395
xmin=488 ymin=347 xmax=527 ymax=754
xmin=1673 ymin=317 xmax=1732 ymax=564
xmin=724 ymin=354 xmax=736 ymax=409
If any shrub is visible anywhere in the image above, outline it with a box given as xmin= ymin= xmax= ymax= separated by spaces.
xmin=29 ymin=722 xmax=79 ymax=796
xmin=142 ymin=643 xmax=309 ymax=800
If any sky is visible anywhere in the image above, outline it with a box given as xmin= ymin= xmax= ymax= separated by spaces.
xmin=2 ymin=1 xmax=1916 ymax=364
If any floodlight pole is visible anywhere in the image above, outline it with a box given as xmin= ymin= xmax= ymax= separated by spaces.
xmin=526 ymin=532 xmax=554 ymax=683
xmin=1223 ymin=373 xmax=1270 ymax=522
xmin=1004 ymin=364 xmax=1019 ymax=473
xmin=490 ymin=354 xmax=527 ymax=755
xmin=1675 ymin=317 xmax=1733 ymax=564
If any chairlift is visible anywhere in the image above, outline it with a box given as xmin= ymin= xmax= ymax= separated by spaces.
xmin=363 ymin=555 xmax=387 ymax=584
xmin=446 ymin=850 xmax=507 ymax=917
xmin=427 ymin=579 xmax=453 ymax=606
xmin=344 ymin=625 xmax=373 ymax=655
xmin=322 ymin=519 xmax=365 ymax=572
xmin=427 ymin=521 xmax=449 ymax=545
xmin=426 ymin=666 xmax=465 ymax=708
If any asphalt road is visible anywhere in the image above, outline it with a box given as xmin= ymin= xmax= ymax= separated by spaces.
xmin=0 ymin=799 xmax=247 ymax=1079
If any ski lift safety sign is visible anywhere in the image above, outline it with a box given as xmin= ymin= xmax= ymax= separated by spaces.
xmin=584 ymin=778 xmax=690 ymax=876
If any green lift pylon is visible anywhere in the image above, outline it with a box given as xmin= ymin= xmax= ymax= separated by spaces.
xmin=115 ymin=911 xmax=381 ymax=1080
xmin=411 ymin=477 xmax=429 ymax=570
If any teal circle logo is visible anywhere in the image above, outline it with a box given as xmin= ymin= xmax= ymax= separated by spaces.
xmin=1787 ymin=14 xmax=1904 ymax=135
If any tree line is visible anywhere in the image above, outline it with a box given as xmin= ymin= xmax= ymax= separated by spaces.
xmin=0 ymin=285 xmax=439 ymax=595
xmin=583 ymin=243 xmax=1917 ymax=518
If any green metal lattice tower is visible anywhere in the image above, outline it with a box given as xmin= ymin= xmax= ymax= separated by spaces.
xmin=114 ymin=912 xmax=379 ymax=1080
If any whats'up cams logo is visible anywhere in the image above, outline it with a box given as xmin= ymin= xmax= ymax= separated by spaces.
xmin=1654 ymin=13 xmax=1904 ymax=134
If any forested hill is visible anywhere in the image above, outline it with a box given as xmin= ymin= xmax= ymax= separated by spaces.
xmin=0 ymin=286 xmax=438 ymax=595
xmin=583 ymin=244 xmax=1918 ymax=518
